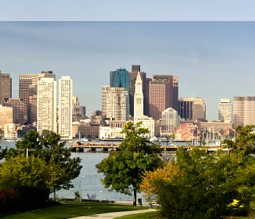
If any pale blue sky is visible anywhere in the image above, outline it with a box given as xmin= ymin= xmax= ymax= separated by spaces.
xmin=1 ymin=22 xmax=255 ymax=120
xmin=0 ymin=0 xmax=255 ymax=21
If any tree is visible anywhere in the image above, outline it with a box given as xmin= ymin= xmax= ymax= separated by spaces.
xmin=0 ymin=154 xmax=59 ymax=209
xmin=96 ymin=121 xmax=163 ymax=206
xmin=10 ymin=130 xmax=82 ymax=197
xmin=141 ymin=125 xmax=255 ymax=218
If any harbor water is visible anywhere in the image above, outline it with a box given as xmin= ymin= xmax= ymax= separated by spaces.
xmin=0 ymin=141 xmax=146 ymax=202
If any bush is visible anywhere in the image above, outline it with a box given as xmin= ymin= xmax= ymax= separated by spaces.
xmin=0 ymin=189 xmax=18 ymax=215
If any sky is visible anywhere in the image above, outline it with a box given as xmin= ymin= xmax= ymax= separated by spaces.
xmin=0 ymin=2 xmax=255 ymax=120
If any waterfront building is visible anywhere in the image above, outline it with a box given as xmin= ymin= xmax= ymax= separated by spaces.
xmin=134 ymin=117 xmax=155 ymax=138
xmin=99 ymin=120 xmax=126 ymax=140
xmin=3 ymin=123 xmax=17 ymax=139
xmin=178 ymin=97 xmax=206 ymax=121
xmin=233 ymin=96 xmax=255 ymax=128
xmin=58 ymin=76 xmax=73 ymax=140
xmin=72 ymin=122 xmax=99 ymax=139
xmin=160 ymin=107 xmax=180 ymax=136
xmin=0 ymin=71 xmax=12 ymax=103
xmin=129 ymin=65 xmax=148 ymax=116
xmin=0 ymin=105 xmax=13 ymax=134
xmin=37 ymin=77 xmax=57 ymax=134
xmin=102 ymin=86 xmax=129 ymax=121
xmin=3 ymin=98 xmax=25 ymax=125
xmin=218 ymin=98 xmax=232 ymax=123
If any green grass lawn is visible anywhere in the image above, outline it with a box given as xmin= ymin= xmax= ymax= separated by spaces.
xmin=1 ymin=201 xmax=146 ymax=219
xmin=115 ymin=211 xmax=159 ymax=219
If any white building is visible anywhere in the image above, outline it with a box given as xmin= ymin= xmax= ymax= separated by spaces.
xmin=58 ymin=76 xmax=73 ymax=140
xmin=218 ymin=98 xmax=232 ymax=123
xmin=37 ymin=77 xmax=57 ymax=134
xmin=134 ymin=72 xmax=144 ymax=120
xmin=102 ymin=86 xmax=129 ymax=121
xmin=4 ymin=123 xmax=17 ymax=139
xmin=134 ymin=117 xmax=155 ymax=138
xmin=160 ymin=107 xmax=180 ymax=136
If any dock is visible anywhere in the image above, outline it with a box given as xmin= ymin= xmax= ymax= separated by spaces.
xmin=71 ymin=141 xmax=227 ymax=153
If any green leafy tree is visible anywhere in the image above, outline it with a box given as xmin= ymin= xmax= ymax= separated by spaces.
xmin=11 ymin=130 xmax=82 ymax=197
xmin=96 ymin=121 xmax=163 ymax=206
xmin=142 ymin=125 xmax=255 ymax=218
xmin=0 ymin=154 xmax=59 ymax=209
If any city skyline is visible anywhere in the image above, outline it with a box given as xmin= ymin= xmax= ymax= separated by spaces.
xmin=1 ymin=22 xmax=255 ymax=120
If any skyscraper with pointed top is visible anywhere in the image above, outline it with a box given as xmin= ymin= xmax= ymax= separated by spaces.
xmin=134 ymin=72 xmax=144 ymax=120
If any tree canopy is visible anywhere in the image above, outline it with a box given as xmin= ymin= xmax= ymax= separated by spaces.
xmin=4 ymin=130 xmax=82 ymax=196
xmin=96 ymin=121 xmax=163 ymax=206
xmin=141 ymin=125 xmax=255 ymax=218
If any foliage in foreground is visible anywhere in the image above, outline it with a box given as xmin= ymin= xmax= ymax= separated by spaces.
xmin=96 ymin=121 xmax=163 ymax=206
xmin=0 ymin=130 xmax=82 ymax=213
xmin=142 ymin=125 xmax=255 ymax=219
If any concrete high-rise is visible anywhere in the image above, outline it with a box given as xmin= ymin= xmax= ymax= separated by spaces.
xmin=129 ymin=65 xmax=148 ymax=116
xmin=218 ymin=98 xmax=232 ymax=123
xmin=102 ymin=86 xmax=129 ymax=121
xmin=58 ymin=76 xmax=73 ymax=140
xmin=233 ymin=96 xmax=255 ymax=128
xmin=37 ymin=77 xmax=57 ymax=134
xmin=178 ymin=97 xmax=206 ymax=121
xmin=0 ymin=71 xmax=12 ymax=103
xmin=148 ymin=75 xmax=172 ymax=120
xmin=3 ymin=98 xmax=25 ymax=125
xmin=134 ymin=72 xmax=144 ymax=120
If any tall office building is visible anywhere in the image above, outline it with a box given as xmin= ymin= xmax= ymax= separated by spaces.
xmin=37 ymin=77 xmax=57 ymax=134
xmin=0 ymin=71 xmax=12 ymax=103
xmin=19 ymin=71 xmax=56 ymax=124
xmin=233 ymin=96 xmax=255 ymax=128
xmin=58 ymin=76 xmax=73 ymax=140
xmin=110 ymin=68 xmax=130 ymax=92
xmin=172 ymin=75 xmax=179 ymax=111
xmin=218 ymin=98 xmax=232 ymax=123
xmin=129 ymin=65 xmax=148 ymax=116
xmin=3 ymin=98 xmax=25 ymax=125
xmin=102 ymin=86 xmax=129 ymax=121
xmin=178 ymin=97 xmax=206 ymax=121
xmin=148 ymin=75 xmax=172 ymax=120
xmin=134 ymin=72 xmax=144 ymax=120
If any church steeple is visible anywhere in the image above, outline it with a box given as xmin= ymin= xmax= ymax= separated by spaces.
xmin=134 ymin=72 xmax=144 ymax=120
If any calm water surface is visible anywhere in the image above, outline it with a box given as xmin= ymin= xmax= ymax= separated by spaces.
xmin=0 ymin=141 xmax=142 ymax=202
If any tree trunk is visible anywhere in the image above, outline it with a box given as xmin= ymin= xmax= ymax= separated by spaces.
xmin=133 ymin=189 xmax=137 ymax=206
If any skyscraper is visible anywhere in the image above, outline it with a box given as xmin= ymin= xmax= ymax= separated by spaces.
xmin=129 ymin=65 xmax=148 ymax=116
xmin=3 ymin=98 xmax=25 ymax=125
xmin=233 ymin=96 xmax=255 ymax=128
xmin=110 ymin=68 xmax=130 ymax=92
xmin=102 ymin=86 xmax=129 ymax=121
xmin=0 ymin=71 xmax=12 ymax=103
xmin=178 ymin=97 xmax=206 ymax=121
xmin=148 ymin=76 xmax=171 ymax=120
xmin=58 ymin=76 xmax=73 ymax=140
xmin=134 ymin=72 xmax=144 ymax=120
xmin=19 ymin=71 xmax=55 ymax=124
xmin=37 ymin=77 xmax=57 ymax=134
xmin=218 ymin=98 xmax=232 ymax=123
